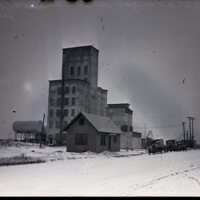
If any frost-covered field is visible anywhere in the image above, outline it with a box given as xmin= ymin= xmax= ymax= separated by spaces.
xmin=0 ymin=142 xmax=200 ymax=196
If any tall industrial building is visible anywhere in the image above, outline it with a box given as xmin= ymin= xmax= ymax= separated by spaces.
xmin=47 ymin=46 xmax=107 ymax=145
xmin=106 ymin=104 xmax=134 ymax=149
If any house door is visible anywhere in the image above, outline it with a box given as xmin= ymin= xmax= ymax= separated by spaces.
xmin=108 ymin=136 xmax=112 ymax=151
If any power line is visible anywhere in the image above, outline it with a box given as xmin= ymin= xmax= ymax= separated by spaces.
xmin=134 ymin=124 xmax=182 ymax=130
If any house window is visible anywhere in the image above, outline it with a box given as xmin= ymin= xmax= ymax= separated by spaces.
xmin=56 ymin=109 xmax=61 ymax=117
xmin=71 ymin=109 xmax=75 ymax=116
xmin=64 ymin=109 xmax=68 ymax=116
xmin=64 ymin=98 xmax=69 ymax=106
xmin=79 ymin=117 xmax=84 ymax=125
xmin=49 ymin=98 xmax=54 ymax=106
xmin=72 ymin=86 xmax=76 ymax=94
xmin=56 ymin=121 xmax=60 ymax=128
xmin=75 ymin=134 xmax=88 ymax=145
xmin=114 ymin=135 xmax=118 ymax=143
xmin=100 ymin=134 xmax=106 ymax=146
xmin=121 ymin=125 xmax=128 ymax=132
xmin=57 ymin=87 xmax=62 ymax=95
xmin=84 ymin=66 xmax=88 ymax=74
xmin=49 ymin=121 xmax=53 ymax=129
xmin=72 ymin=97 xmax=76 ymax=105
xmin=77 ymin=66 xmax=81 ymax=75
xmin=129 ymin=126 xmax=133 ymax=132
xmin=49 ymin=109 xmax=54 ymax=117
xmin=64 ymin=87 xmax=69 ymax=94
xmin=57 ymin=98 xmax=62 ymax=106
xmin=70 ymin=66 xmax=74 ymax=75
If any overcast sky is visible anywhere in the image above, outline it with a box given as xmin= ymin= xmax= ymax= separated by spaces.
xmin=0 ymin=0 xmax=200 ymax=143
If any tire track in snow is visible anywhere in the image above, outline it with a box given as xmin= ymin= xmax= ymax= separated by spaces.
xmin=127 ymin=166 xmax=200 ymax=191
xmin=184 ymin=174 xmax=200 ymax=186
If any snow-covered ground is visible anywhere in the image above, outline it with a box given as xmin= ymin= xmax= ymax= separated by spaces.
xmin=0 ymin=142 xmax=200 ymax=196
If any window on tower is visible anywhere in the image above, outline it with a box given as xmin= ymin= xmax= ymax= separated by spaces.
xmin=49 ymin=121 xmax=53 ymax=129
xmin=72 ymin=97 xmax=76 ymax=105
xmin=50 ymin=90 xmax=56 ymax=97
xmin=57 ymin=87 xmax=62 ymax=95
xmin=57 ymin=98 xmax=62 ymax=106
xmin=64 ymin=87 xmax=69 ymax=94
xmin=72 ymin=86 xmax=76 ymax=94
xmin=77 ymin=66 xmax=81 ymax=75
xmin=56 ymin=121 xmax=60 ymax=128
xmin=49 ymin=109 xmax=54 ymax=117
xmin=64 ymin=98 xmax=69 ymax=106
xmin=84 ymin=66 xmax=88 ymax=74
xmin=64 ymin=109 xmax=68 ymax=116
xmin=71 ymin=109 xmax=75 ymax=116
xmin=56 ymin=109 xmax=61 ymax=117
xmin=49 ymin=98 xmax=54 ymax=106
xmin=70 ymin=66 xmax=74 ymax=75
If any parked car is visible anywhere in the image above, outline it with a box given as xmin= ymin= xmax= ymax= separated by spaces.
xmin=148 ymin=139 xmax=166 ymax=155
xmin=166 ymin=140 xmax=178 ymax=152
xmin=176 ymin=141 xmax=187 ymax=151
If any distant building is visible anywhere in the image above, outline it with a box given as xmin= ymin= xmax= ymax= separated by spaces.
xmin=64 ymin=112 xmax=122 ymax=152
xmin=12 ymin=121 xmax=46 ymax=143
xmin=47 ymin=46 xmax=107 ymax=145
xmin=106 ymin=103 xmax=134 ymax=149
xmin=132 ymin=132 xmax=142 ymax=149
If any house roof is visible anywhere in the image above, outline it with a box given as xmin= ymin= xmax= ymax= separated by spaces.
xmin=107 ymin=103 xmax=130 ymax=108
xmin=62 ymin=45 xmax=99 ymax=52
xmin=64 ymin=112 xmax=122 ymax=134
xmin=132 ymin=131 xmax=142 ymax=138
xmin=107 ymin=103 xmax=133 ymax=114
xmin=12 ymin=121 xmax=43 ymax=133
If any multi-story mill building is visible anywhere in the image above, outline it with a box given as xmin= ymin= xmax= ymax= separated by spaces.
xmin=47 ymin=46 xmax=107 ymax=145
xmin=106 ymin=103 xmax=135 ymax=149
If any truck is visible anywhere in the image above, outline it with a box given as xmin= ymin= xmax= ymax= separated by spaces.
xmin=148 ymin=139 xmax=166 ymax=155
xmin=166 ymin=139 xmax=178 ymax=152
xmin=176 ymin=141 xmax=187 ymax=151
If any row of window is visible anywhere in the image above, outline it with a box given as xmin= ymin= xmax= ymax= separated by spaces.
xmin=49 ymin=97 xmax=76 ymax=107
xmin=121 ymin=125 xmax=133 ymax=132
xmin=49 ymin=108 xmax=76 ymax=117
xmin=69 ymin=65 xmax=88 ymax=76
xmin=64 ymin=51 xmax=90 ymax=59
xmin=49 ymin=121 xmax=68 ymax=129
xmin=57 ymin=86 xmax=76 ymax=96
xmin=75 ymin=134 xmax=118 ymax=146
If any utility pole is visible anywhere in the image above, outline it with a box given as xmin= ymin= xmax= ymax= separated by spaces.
xmin=60 ymin=52 xmax=65 ymax=146
xmin=187 ymin=116 xmax=195 ymax=148
xmin=144 ymin=122 xmax=147 ymax=138
xmin=186 ymin=130 xmax=189 ymax=148
xmin=182 ymin=122 xmax=185 ymax=144
xmin=40 ymin=113 xmax=45 ymax=148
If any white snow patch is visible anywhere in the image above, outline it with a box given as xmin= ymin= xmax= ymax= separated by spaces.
xmin=0 ymin=142 xmax=200 ymax=196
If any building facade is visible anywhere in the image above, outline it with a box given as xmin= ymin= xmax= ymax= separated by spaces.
xmin=64 ymin=112 xmax=121 ymax=152
xmin=47 ymin=46 xmax=107 ymax=145
xmin=106 ymin=103 xmax=134 ymax=149
xmin=132 ymin=131 xmax=142 ymax=149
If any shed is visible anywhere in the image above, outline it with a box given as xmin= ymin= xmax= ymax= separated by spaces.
xmin=12 ymin=121 xmax=45 ymax=143
xmin=131 ymin=131 xmax=142 ymax=149
xmin=64 ymin=112 xmax=122 ymax=152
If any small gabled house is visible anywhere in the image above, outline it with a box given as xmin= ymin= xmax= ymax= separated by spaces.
xmin=63 ymin=112 xmax=122 ymax=153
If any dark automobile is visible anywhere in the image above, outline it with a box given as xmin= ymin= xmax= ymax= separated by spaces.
xmin=176 ymin=141 xmax=187 ymax=151
xmin=166 ymin=139 xmax=178 ymax=152
xmin=148 ymin=139 xmax=166 ymax=155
